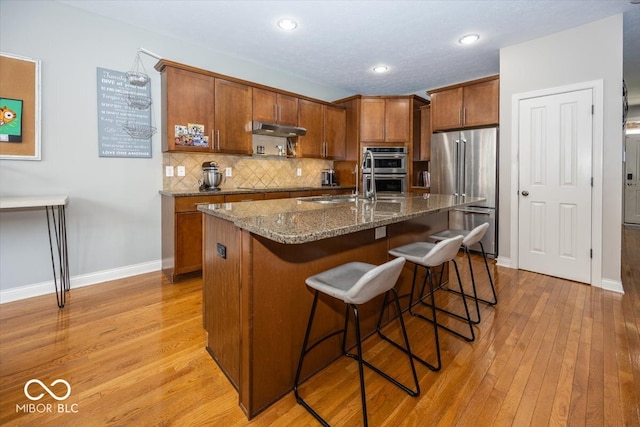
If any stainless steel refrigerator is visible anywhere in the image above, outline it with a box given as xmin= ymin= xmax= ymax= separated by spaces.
xmin=431 ymin=127 xmax=498 ymax=257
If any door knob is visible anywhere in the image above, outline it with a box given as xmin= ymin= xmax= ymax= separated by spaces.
xmin=521 ymin=190 xmax=529 ymax=196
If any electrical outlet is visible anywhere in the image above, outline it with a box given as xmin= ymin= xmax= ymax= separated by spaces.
xmin=375 ymin=226 xmax=387 ymax=240
xmin=225 ymin=167 xmax=232 ymax=177
xmin=296 ymin=168 xmax=302 ymax=177
xmin=176 ymin=165 xmax=186 ymax=177
xmin=165 ymin=166 xmax=174 ymax=177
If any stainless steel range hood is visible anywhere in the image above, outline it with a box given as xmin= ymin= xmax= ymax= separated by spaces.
xmin=252 ymin=121 xmax=307 ymax=137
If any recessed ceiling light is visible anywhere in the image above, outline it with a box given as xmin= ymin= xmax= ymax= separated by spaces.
xmin=277 ymin=18 xmax=298 ymax=31
xmin=373 ymin=65 xmax=389 ymax=73
xmin=459 ymin=34 xmax=480 ymax=45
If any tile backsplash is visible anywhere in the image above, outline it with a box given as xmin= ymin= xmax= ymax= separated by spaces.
xmin=163 ymin=152 xmax=333 ymax=192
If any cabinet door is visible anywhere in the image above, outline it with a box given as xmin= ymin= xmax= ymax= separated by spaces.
xmin=276 ymin=94 xmax=299 ymax=126
xmin=360 ymin=98 xmax=386 ymax=142
xmin=214 ymin=78 xmax=252 ymax=154
xmin=463 ymin=78 xmax=499 ymax=127
xmin=252 ymin=89 xmax=298 ymax=126
xmin=175 ymin=212 xmax=204 ymax=275
xmin=384 ymin=98 xmax=411 ymax=142
xmin=415 ymin=105 xmax=431 ymax=161
xmin=324 ymin=105 xmax=346 ymax=159
xmin=163 ymin=67 xmax=215 ymax=152
xmin=297 ymin=99 xmax=324 ymax=158
xmin=430 ymin=87 xmax=463 ymax=131
xmin=252 ymin=88 xmax=278 ymax=123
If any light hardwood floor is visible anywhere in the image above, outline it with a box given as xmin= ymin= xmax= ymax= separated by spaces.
xmin=1 ymin=227 xmax=638 ymax=426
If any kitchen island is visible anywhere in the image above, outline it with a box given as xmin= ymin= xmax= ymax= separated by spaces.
xmin=198 ymin=193 xmax=483 ymax=418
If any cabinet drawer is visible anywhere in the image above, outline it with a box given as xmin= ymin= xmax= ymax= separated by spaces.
xmin=225 ymin=193 xmax=265 ymax=202
xmin=175 ymin=195 xmax=224 ymax=212
xmin=264 ymin=192 xmax=290 ymax=200
xmin=289 ymin=190 xmax=311 ymax=198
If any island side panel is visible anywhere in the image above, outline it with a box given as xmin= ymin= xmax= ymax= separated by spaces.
xmin=202 ymin=214 xmax=241 ymax=390
xmin=246 ymin=229 xmax=390 ymax=417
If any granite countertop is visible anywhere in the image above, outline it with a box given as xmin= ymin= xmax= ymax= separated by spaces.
xmin=198 ymin=193 xmax=484 ymax=244
xmin=159 ymin=185 xmax=355 ymax=197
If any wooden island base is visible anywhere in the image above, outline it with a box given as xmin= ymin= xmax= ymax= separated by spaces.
xmin=202 ymin=211 xmax=447 ymax=418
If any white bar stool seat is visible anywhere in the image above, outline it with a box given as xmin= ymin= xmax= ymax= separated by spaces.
xmin=294 ymin=257 xmax=419 ymax=427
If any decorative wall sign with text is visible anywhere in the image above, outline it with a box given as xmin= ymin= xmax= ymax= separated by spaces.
xmin=96 ymin=67 xmax=152 ymax=158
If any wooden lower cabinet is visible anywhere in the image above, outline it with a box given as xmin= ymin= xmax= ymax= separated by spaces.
xmin=162 ymin=194 xmax=224 ymax=283
xmin=162 ymin=189 xmax=353 ymax=283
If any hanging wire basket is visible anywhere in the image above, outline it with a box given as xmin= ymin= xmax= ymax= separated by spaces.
xmin=122 ymin=122 xmax=157 ymax=139
xmin=126 ymin=53 xmax=150 ymax=87
xmin=123 ymin=93 xmax=152 ymax=110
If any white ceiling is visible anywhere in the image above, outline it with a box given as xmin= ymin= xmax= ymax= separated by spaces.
xmin=58 ymin=0 xmax=640 ymax=104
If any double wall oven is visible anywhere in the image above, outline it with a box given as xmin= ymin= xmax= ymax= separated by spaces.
xmin=362 ymin=146 xmax=408 ymax=193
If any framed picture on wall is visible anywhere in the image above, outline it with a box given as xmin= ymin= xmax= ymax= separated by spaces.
xmin=0 ymin=98 xmax=24 ymax=142
xmin=0 ymin=52 xmax=41 ymax=160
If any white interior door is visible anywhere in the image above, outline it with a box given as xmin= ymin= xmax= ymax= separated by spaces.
xmin=624 ymin=134 xmax=640 ymax=225
xmin=518 ymin=89 xmax=593 ymax=284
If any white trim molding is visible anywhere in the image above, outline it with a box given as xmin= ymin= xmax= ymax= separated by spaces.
xmin=0 ymin=260 xmax=161 ymax=304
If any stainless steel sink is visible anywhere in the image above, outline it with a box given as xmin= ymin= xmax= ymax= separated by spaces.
xmin=300 ymin=195 xmax=361 ymax=204
xmin=301 ymin=194 xmax=407 ymax=205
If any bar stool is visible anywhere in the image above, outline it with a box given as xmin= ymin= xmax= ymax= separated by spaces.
xmin=379 ymin=235 xmax=473 ymax=372
xmin=294 ymin=257 xmax=419 ymax=427
xmin=429 ymin=222 xmax=497 ymax=324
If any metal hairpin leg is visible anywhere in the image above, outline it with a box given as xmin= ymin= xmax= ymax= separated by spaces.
xmin=45 ymin=205 xmax=70 ymax=308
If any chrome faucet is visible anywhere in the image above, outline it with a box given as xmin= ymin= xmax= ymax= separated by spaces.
xmin=363 ymin=149 xmax=377 ymax=201
xmin=353 ymin=163 xmax=359 ymax=198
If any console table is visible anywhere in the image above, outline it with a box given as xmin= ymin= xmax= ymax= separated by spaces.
xmin=0 ymin=196 xmax=70 ymax=307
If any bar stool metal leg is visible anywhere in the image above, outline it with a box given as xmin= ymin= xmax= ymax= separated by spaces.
xmin=294 ymin=258 xmax=419 ymax=426
xmin=377 ymin=264 xmax=442 ymax=371
xmin=415 ymin=258 xmax=475 ymax=342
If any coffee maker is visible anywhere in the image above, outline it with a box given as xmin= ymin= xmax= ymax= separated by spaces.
xmin=321 ymin=169 xmax=337 ymax=186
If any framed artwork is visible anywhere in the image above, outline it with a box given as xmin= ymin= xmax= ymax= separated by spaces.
xmin=1 ymin=98 xmax=23 ymax=142
xmin=0 ymin=53 xmax=41 ymax=160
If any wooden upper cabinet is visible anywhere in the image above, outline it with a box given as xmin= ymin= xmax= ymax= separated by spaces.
xmin=430 ymin=87 xmax=463 ymax=131
xmin=414 ymin=105 xmax=431 ymax=161
xmin=213 ymin=78 xmax=252 ymax=154
xmin=361 ymin=97 xmax=411 ymax=143
xmin=324 ymin=105 xmax=346 ymax=159
xmin=252 ymin=88 xmax=298 ymax=126
xmin=384 ymin=98 xmax=411 ymax=142
xmin=361 ymin=98 xmax=386 ymax=142
xmin=297 ymin=99 xmax=324 ymax=158
xmin=162 ymin=66 xmax=215 ymax=152
xmin=160 ymin=64 xmax=252 ymax=154
xmin=430 ymin=76 xmax=499 ymax=131
xmin=462 ymin=78 xmax=499 ymax=128
xmin=298 ymin=100 xmax=346 ymax=159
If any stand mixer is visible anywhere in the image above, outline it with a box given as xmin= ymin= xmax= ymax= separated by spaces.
xmin=199 ymin=161 xmax=224 ymax=191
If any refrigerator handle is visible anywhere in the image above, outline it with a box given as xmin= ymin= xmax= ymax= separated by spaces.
xmin=454 ymin=139 xmax=460 ymax=196
xmin=460 ymin=139 xmax=467 ymax=196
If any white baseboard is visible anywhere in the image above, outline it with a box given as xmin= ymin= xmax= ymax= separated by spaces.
xmin=496 ymin=256 xmax=514 ymax=268
xmin=0 ymin=260 xmax=162 ymax=304
xmin=598 ymin=278 xmax=625 ymax=294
